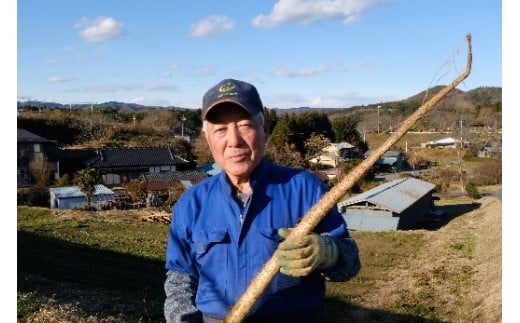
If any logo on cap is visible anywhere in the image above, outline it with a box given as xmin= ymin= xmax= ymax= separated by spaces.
xmin=218 ymin=82 xmax=238 ymax=98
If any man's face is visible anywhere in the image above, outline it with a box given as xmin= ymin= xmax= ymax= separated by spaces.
xmin=203 ymin=105 xmax=266 ymax=181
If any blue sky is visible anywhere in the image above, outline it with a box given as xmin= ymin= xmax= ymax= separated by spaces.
xmin=6 ymin=1 xmax=520 ymax=318
xmin=16 ymin=0 xmax=502 ymax=110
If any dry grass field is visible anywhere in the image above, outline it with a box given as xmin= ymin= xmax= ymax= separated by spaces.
xmin=17 ymin=186 xmax=502 ymax=322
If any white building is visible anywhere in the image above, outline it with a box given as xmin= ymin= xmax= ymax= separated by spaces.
xmin=308 ymin=142 xmax=355 ymax=168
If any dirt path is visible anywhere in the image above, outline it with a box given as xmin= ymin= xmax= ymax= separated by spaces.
xmin=361 ymin=194 xmax=502 ymax=322
xmin=467 ymin=196 xmax=501 ymax=322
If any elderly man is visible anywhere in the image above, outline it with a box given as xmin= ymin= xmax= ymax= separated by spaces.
xmin=164 ymin=79 xmax=360 ymax=323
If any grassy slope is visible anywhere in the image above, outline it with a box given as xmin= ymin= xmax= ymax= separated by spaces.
xmin=17 ymin=193 xmax=501 ymax=322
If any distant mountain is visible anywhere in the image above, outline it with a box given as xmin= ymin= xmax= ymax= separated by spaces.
xmin=326 ymin=86 xmax=501 ymax=133
xmin=17 ymin=100 xmax=68 ymax=109
xmin=17 ymin=86 xmax=501 ymax=116
xmin=17 ymin=100 xmax=184 ymax=112
xmin=403 ymin=86 xmax=501 ymax=107
xmin=272 ymin=106 xmax=342 ymax=115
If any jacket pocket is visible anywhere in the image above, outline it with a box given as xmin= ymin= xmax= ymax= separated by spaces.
xmin=259 ymin=227 xmax=302 ymax=293
xmin=192 ymin=228 xmax=229 ymax=256
xmin=191 ymin=228 xmax=230 ymax=303
xmin=259 ymin=228 xmax=284 ymax=242
xmin=257 ymin=228 xmax=284 ymax=261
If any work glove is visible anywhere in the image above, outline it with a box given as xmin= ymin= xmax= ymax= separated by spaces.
xmin=275 ymin=228 xmax=338 ymax=277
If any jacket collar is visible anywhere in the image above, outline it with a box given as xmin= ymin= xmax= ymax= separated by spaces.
xmin=217 ymin=159 xmax=269 ymax=196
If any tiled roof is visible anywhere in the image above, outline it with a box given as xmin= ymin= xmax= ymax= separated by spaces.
xmin=144 ymin=181 xmax=185 ymax=192
xmin=17 ymin=128 xmax=54 ymax=143
xmin=142 ymin=170 xmax=208 ymax=183
xmin=88 ymin=147 xmax=188 ymax=168
xmin=141 ymin=170 xmax=208 ymax=191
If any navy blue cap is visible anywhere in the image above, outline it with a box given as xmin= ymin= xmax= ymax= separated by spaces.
xmin=202 ymin=79 xmax=264 ymax=120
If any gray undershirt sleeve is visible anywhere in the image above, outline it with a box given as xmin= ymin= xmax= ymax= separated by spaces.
xmin=320 ymin=237 xmax=361 ymax=281
xmin=164 ymin=270 xmax=202 ymax=323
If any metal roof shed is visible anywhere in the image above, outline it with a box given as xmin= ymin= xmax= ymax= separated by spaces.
xmin=49 ymin=184 xmax=116 ymax=210
xmin=338 ymin=177 xmax=436 ymax=231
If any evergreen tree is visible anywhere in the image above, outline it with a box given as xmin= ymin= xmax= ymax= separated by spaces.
xmin=331 ymin=116 xmax=368 ymax=153
xmin=74 ymin=167 xmax=100 ymax=208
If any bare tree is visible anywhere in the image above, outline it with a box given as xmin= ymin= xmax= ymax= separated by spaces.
xmin=29 ymin=154 xmax=52 ymax=187
xmin=192 ymin=134 xmax=213 ymax=165
xmin=123 ymin=180 xmax=146 ymax=204
xmin=405 ymin=151 xmax=430 ymax=170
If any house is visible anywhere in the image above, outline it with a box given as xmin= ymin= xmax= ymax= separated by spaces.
xmin=17 ymin=128 xmax=60 ymax=187
xmin=140 ymin=170 xmax=208 ymax=207
xmin=338 ymin=177 xmax=436 ymax=231
xmin=82 ymin=146 xmax=195 ymax=187
xmin=58 ymin=148 xmax=98 ymax=179
xmin=49 ymin=184 xmax=115 ymax=210
xmin=478 ymin=145 xmax=502 ymax=158
xmin=364 ymin=150 xmax=405 ymax=173
xmin=308 ymin=142 xmax=357 ymax=168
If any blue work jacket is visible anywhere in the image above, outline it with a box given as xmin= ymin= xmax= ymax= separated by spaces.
xmin=165 ymin=159 xmax=350 ymax=319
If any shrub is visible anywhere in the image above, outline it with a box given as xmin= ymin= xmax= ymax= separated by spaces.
xmin=465 ymin=160 xmax=501 ymax=186
xmin=17 ymin=187 xmax=50 ymax=207
xmin=56 ymin=173 xmax=73 ymax=187
xmin=123 ymin=180 xmax=146 ymax=203
xmin=465 ymin=182 xmax=480 ymax=199
xmin=162 ymin=188 xmax=184 ymax=212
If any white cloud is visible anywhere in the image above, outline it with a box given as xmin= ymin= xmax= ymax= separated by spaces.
xmin=353 ymin=60 xmax=369 ymax=70
xmin=78 ymin=84 xmax=130 ymax=93
xmin=309 ymin=92 xmax=386 ymax=108
xmin=252 ymin=0 xmax=384 ymax=28
xmin=17 ymin=95 xmax=33 ymax=102
xmin=74 ymin=46 xmax=107 ymax=64
xmin=130 ymin=96 xmax=171 ymax=107
xmin=48 ymin=75 xmax=74 ymax=83
xmin=195 ymin=67 xmax=215 ymax=77
xmin=161 ymin=70 xmax=174 ymax=78
xmin=142 ymin=83 xmax=179 ymax=92
xmin=265 ymin=92 xmax=308 ymax=108
xmin=161 ymin=64 xmax=179 ymax=78
xmin=44 ymin=58 xmax=58 ymax=65
xmin=189 ymin=15 xmax=234 ymax=38
xmin=75 ymin=16 xmax=125 ymax=43
xmin=265 ymin=91 xmax=381 ymax=109
xmin=310 ymin=95 xmax=352 ymax=108
xmin=272 ymin=64 xmax=333 ymax=78
xmin=66 ymin=82 xmax=178 ymax=94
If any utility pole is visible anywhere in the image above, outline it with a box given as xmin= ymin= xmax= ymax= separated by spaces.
xmin=181 ymin=115 xmax=187 ymax=137
xmin=90 ymin=104 xmax=93 ymax=135
xmin=377 ymin=105 xmax=381 ymax=134
xmin=458 ymin=118 xmax=464 ymax=192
